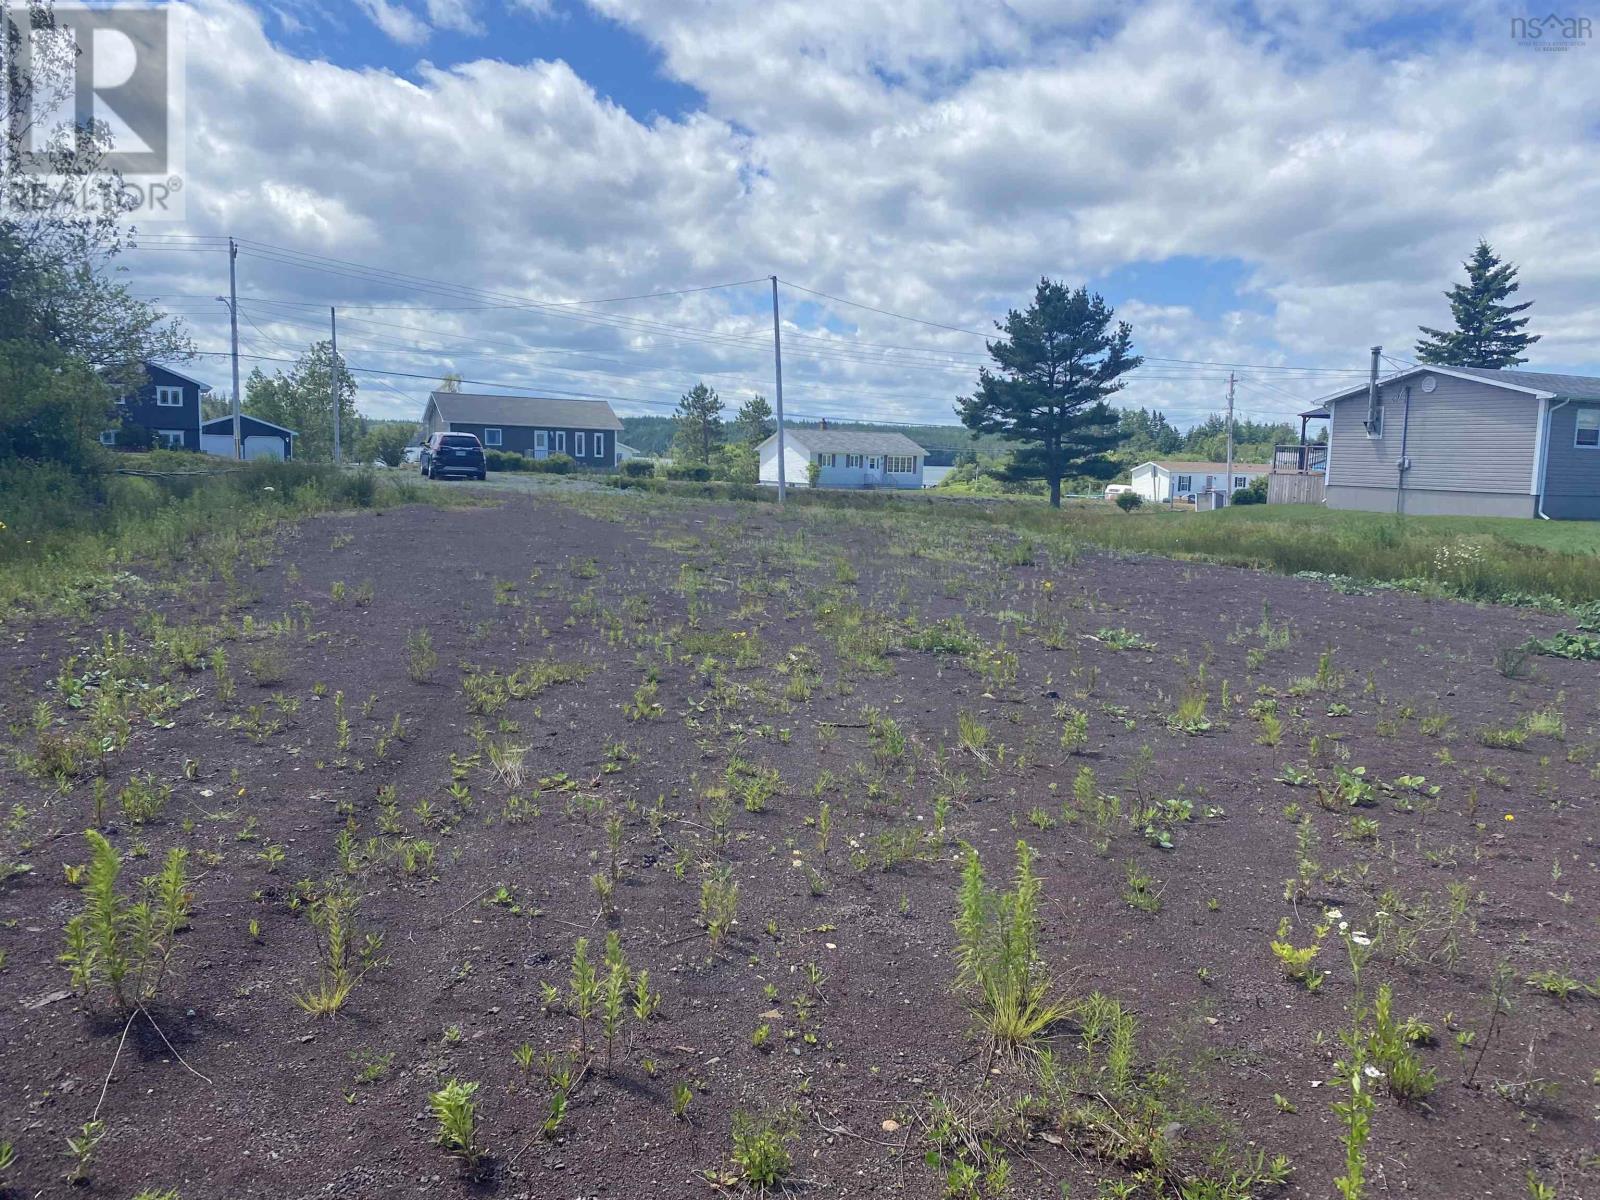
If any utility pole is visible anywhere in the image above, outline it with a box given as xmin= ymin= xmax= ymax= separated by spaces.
xmin=329 ymin=307 xmax=342 ymax=466
xmin=770 ymin=275 xmax=787 ymax=505
xmin=1224 ymin=371 xmax=1235 ymax=507
xmin=228 ymin=238 xmax=242 ymax=460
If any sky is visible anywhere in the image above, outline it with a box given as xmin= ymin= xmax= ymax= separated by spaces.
xmin=114 ymin=0 xmax=1600 ymax=430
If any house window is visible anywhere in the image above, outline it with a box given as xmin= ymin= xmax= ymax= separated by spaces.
xmin=867 ymin=456 xmax=882 ymax=471
xmin=1576 ymin=408 xmax=1600 ymax=448
xmin=886 ymin=455 xmax=916 ymax=474
xmin=1175 ymin=474 xmax=1192 ymax=493
xmin=555 ymin=431 xmax=566 ymax=453
xmin=817 ymin=453 xmax=835 ymax=467
xmin=574 ymin=432 xmax=585 ymax=458
xmin=483 ymin=427 xmax=502 ymax=447
xmin=157 ymin=430 xmax=185 ymax=448
xmin=593 ymin=432 xmax=605 ymax=459
xmin=1234 ymin=476 xmax=1247 ymax=490
xmin=846 ymin=454 xmax=863 ymax=468
xmin=100 ymin=430 xmax=117 ymax=446
xmin=155 ymin=386 xmax=183 ymax=407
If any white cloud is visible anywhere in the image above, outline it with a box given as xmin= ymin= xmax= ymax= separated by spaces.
xmin=425 ymin=0 xmax=484 ymax=36
xmin=145 ymin=0 xmax=1600 ymax=427
xmin=353 ymin=0 xmax=429 ymax=44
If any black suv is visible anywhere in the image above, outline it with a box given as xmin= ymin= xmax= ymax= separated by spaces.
xmin=420 ymin=432 xmax=487 ymax=480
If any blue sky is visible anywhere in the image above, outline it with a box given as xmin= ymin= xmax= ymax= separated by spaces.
xmin=129 ymin=0 xmax=1600 ymax=427
xmin=262 ymin=1 xmax=705 ymax=122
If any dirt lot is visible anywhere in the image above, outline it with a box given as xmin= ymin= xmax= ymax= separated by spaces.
xmin=1 ymin=486 xmax=1597 ymax=1200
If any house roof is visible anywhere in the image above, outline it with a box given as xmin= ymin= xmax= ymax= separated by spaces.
xmin=427 ymin=391 xmax=623 ymax=431
xmin=147 ymin=362 xmax=213 ymax=392
xmin=1447 ymin=367 xmax=1600 ymax=400
xmin=1138 ymin=460 xmax=1268 ymax=475
xmin=202 ymin=414 xmax=298 ymax=437
xmin=765 ymin=428 xmax=928 ymax=456
xmin=1317 ymin=365 xmax=1600 ymax=406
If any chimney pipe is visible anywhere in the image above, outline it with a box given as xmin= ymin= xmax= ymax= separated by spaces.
xmin=1365 ymin=345 xmax=1382 ymax=433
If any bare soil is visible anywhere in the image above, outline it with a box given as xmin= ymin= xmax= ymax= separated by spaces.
xmin=1 ymin=487 xmax=1596 ymax=1200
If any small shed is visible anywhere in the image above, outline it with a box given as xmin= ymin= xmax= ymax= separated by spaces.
xmin=201 ymin=414 xmax=297 ymax=461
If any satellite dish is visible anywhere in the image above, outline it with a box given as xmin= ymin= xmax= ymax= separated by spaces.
xmin=1421 ymin=375 xmax=1437 ymax=393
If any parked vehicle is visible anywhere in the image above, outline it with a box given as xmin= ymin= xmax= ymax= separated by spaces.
xmin=402 ymin=445 xmax=423 ymax=465
xmin=419 ymin=432 xmax=486 ymax=480
xmin=1103 ymin=484 xmax=1134 ymax=500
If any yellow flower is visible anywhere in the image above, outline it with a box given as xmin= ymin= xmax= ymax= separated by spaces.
xmin=1504 ymin=813 xmax=1514 ymax=822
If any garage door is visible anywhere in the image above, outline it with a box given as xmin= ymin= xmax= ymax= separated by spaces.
xmin=244 ymin=436 xmax=285 ymax=461
xmin=200 ymin=434 xmax=235 ymax=458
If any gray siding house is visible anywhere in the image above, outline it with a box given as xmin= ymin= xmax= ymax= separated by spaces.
xmin=1316 ymin=365 xmax=1600 ymax=520
xmin=422 ymin=392 xmax=623 ymax=469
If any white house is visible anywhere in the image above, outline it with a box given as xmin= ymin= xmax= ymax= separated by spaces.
xmin=1129 ymin=460 xmax=1267 ymax=504
xmin=759 ymin=428 xmax=928 ymax=490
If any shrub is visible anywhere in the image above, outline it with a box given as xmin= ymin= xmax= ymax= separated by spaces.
xmin=485 ymin=449 xmax=532 ymax=473
xmin=619 ymin=458 xmax=655 ymax=478
xmin=62 ymin=830 xmax=192 ymax=1009
xmin=530 ymin=453 xmax=575 ymax=475
xmin=1114 ymin=491 xmax=1143 ymax=512
xmin=665 ymin=463 xmax=711 ymax=482
xmin=1232 ymin=476 xmax=1269 ymax=505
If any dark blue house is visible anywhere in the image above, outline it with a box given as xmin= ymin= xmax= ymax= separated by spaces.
xmin=422 ymin=391 xmax=622 ymax=469
xmin=105 ymin=363 xmax=211 ymax=451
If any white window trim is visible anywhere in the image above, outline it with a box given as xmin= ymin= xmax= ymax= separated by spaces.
xmin=575 ymin=432 xmax=586 ymax=457
xmin=1575 ymin=407 xmax=1600 ymax=449
xmin=593 ymin=432 xmax=605 ymax=459
xmin=155 ymin=385 xmax=184 ymax=407
xmin=157 ymin=430 xmax=185 ymax=448
xmin=100 ymin=430 xmax=117 ymax=446
xmin=483 ymin=427 xmax=502 ymax=447
xmin=1175 ymin=474 xmax=1192 ymax=493
xmin=555 ymin=431 xmax=566 ymax=453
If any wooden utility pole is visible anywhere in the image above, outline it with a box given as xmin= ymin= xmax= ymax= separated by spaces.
xmin=330 ymin=307 xmax=341 ymax=465
xmin=228 ymin=238 xmax=242 ymax=460
xmin=1224 ymin=371 xmax=1235 ymax=506
xmin=770 ymin=275 xmax=787 ymax=504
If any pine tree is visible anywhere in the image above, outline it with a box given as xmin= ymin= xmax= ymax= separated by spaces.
xmin=734 ymin=394 xmax=776 ymax=445
xmin=1414 ymin=241 xmax=1539 ymax=368
xmin=671 ymin=382 xmax=725 ymax=465
xmin=957 ymin=280 xmax=1140 ymax=508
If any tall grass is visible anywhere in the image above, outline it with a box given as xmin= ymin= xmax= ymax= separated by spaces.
xmin=0 ymin=456 xmax=441 ymax=619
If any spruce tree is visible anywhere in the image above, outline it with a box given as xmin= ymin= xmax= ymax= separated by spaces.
xmin=1414 ymin=241 xmax=1539 ymax=368
xmin=957 ymin=280 xmax=1140 ymax=508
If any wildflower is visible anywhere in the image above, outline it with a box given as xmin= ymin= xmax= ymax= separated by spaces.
xmin=1504 ymin=813 xmax=1514 ymax=822
xmin=1363 ymin=1064 xmax=1383 ymax=1079
xmin=1351 ymin=933 xmax=1372 ymax=946
xmin=1325 ymin=908 xmax=1343 ymax=922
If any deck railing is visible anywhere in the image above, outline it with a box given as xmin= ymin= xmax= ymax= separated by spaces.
xmin=1272 ymin=443 xmax=1328 ymax=474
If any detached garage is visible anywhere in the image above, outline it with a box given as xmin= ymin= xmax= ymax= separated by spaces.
xmin=201 ymin=415 xmax=297 ymax=461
